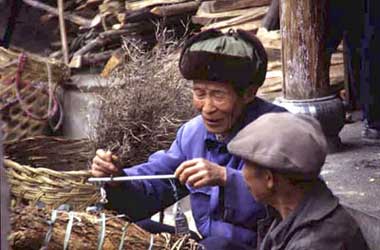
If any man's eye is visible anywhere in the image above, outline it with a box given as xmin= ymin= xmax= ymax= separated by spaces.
xmin=213 ymin=91 xmax=227 ymax=99
xmin=193 ymin=90 xmax=206 ymax=98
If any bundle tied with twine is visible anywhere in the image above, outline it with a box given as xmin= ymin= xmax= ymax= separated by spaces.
xmin=90 ymin=33 xmax=196 ymax=167
xmin=9 ymin=205 xmax=201 ymax=250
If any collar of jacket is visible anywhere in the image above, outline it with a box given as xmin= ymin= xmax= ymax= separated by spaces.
xmin=258 ymin=179 xmax=339 ymax=249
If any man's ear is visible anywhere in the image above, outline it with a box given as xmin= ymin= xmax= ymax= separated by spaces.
xmin=265 ymin=170 xmax=274 ymax=190
xmin=242 ymin=86 xmax=258 ymax=104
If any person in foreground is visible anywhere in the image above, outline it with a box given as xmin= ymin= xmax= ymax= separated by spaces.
xmin=91 ymin=28 xmax=287 ymax=250
xmin=228 ymin=112 xmax=369 ymax=250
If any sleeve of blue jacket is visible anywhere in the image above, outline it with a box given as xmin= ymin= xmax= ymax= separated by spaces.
xmin=223 ymin=167 xmax=265 ymax=227
xmin=105 ymin=126 xmax=190 ymax=221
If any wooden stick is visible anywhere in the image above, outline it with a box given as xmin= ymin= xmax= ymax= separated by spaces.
xmin=57 ymin=0 xmax=69 ymax=65
xmin=72 ymin=37 xmax=102 ymax=56
xmin=193 ymin=2 xmax=261 ymax=25
xmin=262 ymin=0 xmax=280 ymax=30
xmin=99 ymin=29 xmax=132 ymax=39
xmin=196 ymin=2 xmax=260 ymax=19
xmin=75 ymin=0 xmax=102 ymax=11
xmin=82 ymin=50 xmax=115 ymax=64
xmin=88 ymin=174 xmax=177 ymax=183
xmin=1 ymin=0 xmax=23 ymax=48
xmin=210 ymin=0 xmax=270 ymax=13
xmin=150 ymin=1 xmax=200 ymax=17
xmin=120 ymin=8 xmax=157 ymax=23
xmin=69 ymin=50 xmax=115 ymax=68
xmin=73 ymin=28 xmax=134 ymax=57
xmin=101 ymin=49 xmax=126 ymax=78
xmin=125 ymin=0 xmax=188 ymax=11
xmin=22 ymin=0 xmax=92 ymax=27
xmin=203 ymin=6 xmax=268 ymax=30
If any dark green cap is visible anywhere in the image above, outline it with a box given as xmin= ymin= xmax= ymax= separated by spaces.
xmin=179 ymin=29 xmax=268 ymax=90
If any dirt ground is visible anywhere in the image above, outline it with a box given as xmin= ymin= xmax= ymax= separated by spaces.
xmin=322 ymin=117 xmax=380 ymax=217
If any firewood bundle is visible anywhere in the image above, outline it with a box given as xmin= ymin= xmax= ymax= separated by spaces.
xmin=9 ymin=205 xmax=201 ymax=250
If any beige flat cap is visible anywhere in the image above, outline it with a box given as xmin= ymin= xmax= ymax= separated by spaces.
xmin=228 ymin=113 xmax=328 ymax=179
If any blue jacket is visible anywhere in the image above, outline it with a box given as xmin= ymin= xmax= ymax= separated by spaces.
xmin=106 ymin=97 xmax=287 ymax=246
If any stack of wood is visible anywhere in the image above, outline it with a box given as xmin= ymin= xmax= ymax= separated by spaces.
xmin=20 ymin=0 xmax=344 ymax=93
xmin=23 ymin=0 xmax=201 ymax=69
xmin=255 ymin=28 xmax=344 ymax=99
xmin=193 ymin=0 xmax=271 ymax=32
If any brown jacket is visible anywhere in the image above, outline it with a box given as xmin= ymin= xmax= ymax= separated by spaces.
xmin=257 ymin=180 xmax=368 ymax=250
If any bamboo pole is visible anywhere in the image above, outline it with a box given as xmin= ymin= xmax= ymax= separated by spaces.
xmin=57 ymin=0 xmax=69 ymax=65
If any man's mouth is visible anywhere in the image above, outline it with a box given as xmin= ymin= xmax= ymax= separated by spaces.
xmin=203 ymin=117 xmax=222 ymax=126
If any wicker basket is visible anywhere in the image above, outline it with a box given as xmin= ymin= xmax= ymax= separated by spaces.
xmin=0 ymin=47 xmax=69 ymax=142
xmin=0 ymin=47 xmax=68 ymax=84
xmin=1 ymin=83 xmax=51 ymax=142
xmin=3 ymin=136 xmax=99 ymax=210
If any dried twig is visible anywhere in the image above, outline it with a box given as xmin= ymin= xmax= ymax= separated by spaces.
xmin=23 ymin=0 xmax=92 ymax=27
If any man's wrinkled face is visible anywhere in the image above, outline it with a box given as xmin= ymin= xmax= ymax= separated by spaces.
xmin=242 ymin=162 xmax=272 ymax=203
xmin=192 ymin=80 xmax=247 ymax=135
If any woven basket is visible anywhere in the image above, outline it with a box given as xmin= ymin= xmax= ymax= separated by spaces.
xmin=1 ymin=83 xmax=50 ymax=142
xmin=0 ymin=47 xmax=69 ymax=142
xmin=3 ymin=136 xmax=99 ymax=210
xmin=0 ymin=47 xmax=68 ymax=87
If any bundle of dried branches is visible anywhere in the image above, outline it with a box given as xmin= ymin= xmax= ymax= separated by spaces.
xmin=9 ymin=205 xmax=201 ymax=250
xmin=4 ymin=136 xmax=94 ymax=171
xmin=90 ymin=34 xmax=196 ymax=167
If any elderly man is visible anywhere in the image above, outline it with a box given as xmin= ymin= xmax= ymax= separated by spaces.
xmin=228 ymin=113 xmax=369 ymax=250
xmin=91 ymin=29 xmax=286 ymax=249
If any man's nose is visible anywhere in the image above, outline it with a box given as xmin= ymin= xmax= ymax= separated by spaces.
xmin=203 ymin=97 xmax=217 ymax=113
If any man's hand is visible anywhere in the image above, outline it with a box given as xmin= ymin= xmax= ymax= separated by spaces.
xmin=91 ymin=149 xmax=122 ymax=177
xmin=175 ymin=158 xmax=227 ymax=188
